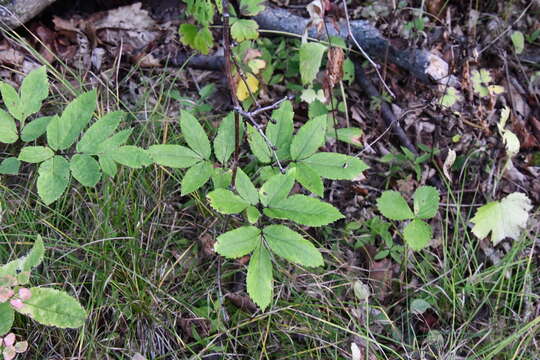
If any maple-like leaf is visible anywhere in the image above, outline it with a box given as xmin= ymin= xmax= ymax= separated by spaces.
xmin=470 ymin=192 xmax=532 ymax=245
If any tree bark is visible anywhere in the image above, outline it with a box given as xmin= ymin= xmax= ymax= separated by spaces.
xmin=0 ymin=0 xmax=57 ymax=28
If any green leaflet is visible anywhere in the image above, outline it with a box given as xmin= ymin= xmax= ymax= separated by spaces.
xmin=290 ymin=115 xmax=326 ymax=161
xmin=239 ymin=0 xmax=266 ymax=16
xmin=259 ymin=173 xmax=294 ymax=207
xmin=99 ymin=155 xmax=117 ymax=177
xmin=247 ymin=124 xmax=271 ymax=163
xmin=247 ymin=244 xmax=273 ymax=310
xmin=0 ymin=302 xmax=14 ymax=336
xmin=403 ymin=219 xmax=432 ymax=251
xmin=213 ymin=112 xmax=237 ymax=165
xmin=70 ymin=154 xmax=101 ymax=187
xmin=0 ymin=157 xmax=20 ymax=175
xmin=148 ymin=144 xmax=202 ymax=168
xmin=211 ymin=167 xmax=232 ymax=189
xmin=47 ymin=90 xmax=97 ymax=150
xmin=181 ymin=160 xmax=213 ymax=195
xmin=17 ymin=287 xmax=87 ymax=328
xmin=413 ymin=186 xmax=440 ymax=219
xmin=77 ymin=111 xmax=124 ymax=154
xmin=0 ymin=235 xmax=44 ymax=284
xmin=180 ymin=110 xmax=211 ymax=159
xmin=246 ymin=206 xmax=261 ymax=224
xmin=301 ymin=152 xmax=369 ymax=180
xmin=231 ymin=19 xmax=259 ymax=42
xmin=263 ymin=225 xmax=323 ymax=267
xmin=19 ymin=66 xmax=49 ymax=122
xmin=235 ymin=168 xmax=259 ymax=205
xmin=207 ymin=188 xmax=250 ymax=214
xmin=110 ymin=146 xmax=153 ymax=168
xmin=0 ymin=82 xmax=22 ymax=120
xmin=0 ymin=109 xmax=18 ymax=144
xmin=266 ymin=100 xmax=293 ymax=161
xmin=21 ymin=115 xmax=54 ymax=142
xmin=292 ymin=163 xmax=323 ymax=197
xmin=95 ymin=129 xmax=133 ymax=153
xmin=214 ymin=226 xmax=261 ymax=258
xmin=376 ymin=191 xmax=414 ymax=220
xmin=18 ymin=146 xmax=54 ymax=163
xmin=37 ymin=156 xmax=71 ymax=205
xmin=264 ymin=194 xmax=344 ymax=226
xmin=299 ymin=42 xmax=326 ymax=86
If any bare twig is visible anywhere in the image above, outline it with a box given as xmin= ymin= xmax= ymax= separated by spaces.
xmin=341 ymin=0 xmax=395 ymax=99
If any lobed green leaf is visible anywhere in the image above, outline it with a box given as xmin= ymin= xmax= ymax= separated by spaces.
xmin=377 ymin=191 xmax=414 ymax=220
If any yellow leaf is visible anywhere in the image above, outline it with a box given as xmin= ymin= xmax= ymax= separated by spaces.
xmin=236 ymin=74 xmax=259 ymax=101
xmin=248 ymin=59 xmax=266 ymax=74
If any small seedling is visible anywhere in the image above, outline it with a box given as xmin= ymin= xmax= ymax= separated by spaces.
xmin=376 ymin=186 xmax=440 ymax=251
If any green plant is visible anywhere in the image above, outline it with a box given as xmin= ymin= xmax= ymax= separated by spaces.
xmin=150 ymin=100 xmax=368 ymax=309
xmin=0 ymin=66 xmax=152 ymax=205
xmin=376 ymin=186 xmax=440 ymax=251
xmin=0 ymin=235 xmax=86 ymax=359
xmin=352 ymin=217 xmax=406 ymax=262
xmin=380 ymin=144 xmax=440 ymax=181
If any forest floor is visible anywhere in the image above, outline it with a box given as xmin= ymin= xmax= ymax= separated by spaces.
xmin=0 ymin=0 xmax=539 ymax=359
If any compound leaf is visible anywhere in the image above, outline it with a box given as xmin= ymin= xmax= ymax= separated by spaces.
xmin=470 ymin=192 xmax=532 ymax=245
xmin=207 ymin=188 xmax=250 ymax=214
xmin=263 ymin=225 xmax=323 ymax=267
xmin=214 ymin=226 xmax=261 ymax=258
xmin=413 ymin=186 xmax=439 ymax=219
xmin=180 ymin=110 xmax=211 ymax=160
xmin=301 ymin=152 xmax=368 ymax=180
xmin=37 ymin=156 xmax=70 ymax=205
xmin=17 ymin=287 xmax=86 ymax=328
xmin=247 ymin=244 xmax=273 ymax=310
xmin=403 ymin=219 xmax=432 ymax=251
xmin=181 ymin=160 xmax=213 ymax=195
xmin=70 ymin=154 xmax=101 ymax=187
xmin=264 ymin=194 xmax=344 ymax=226
xmin=377 ymin=191 xmax=414 ymax=220
xmin=147 ymin=144 xmax=202 ymax=168
xmin=290 ymin=115 xmax=326 ymax=161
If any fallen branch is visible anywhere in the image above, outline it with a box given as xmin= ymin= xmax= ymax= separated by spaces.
xmin=254 ymin=6 xmax=434 ymax=83
xmin=0 ymin=0 xmax=56 ymax=28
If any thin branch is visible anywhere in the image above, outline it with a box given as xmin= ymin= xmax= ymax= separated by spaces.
xmin=341 ymin=0 xmax=395 ymax=99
